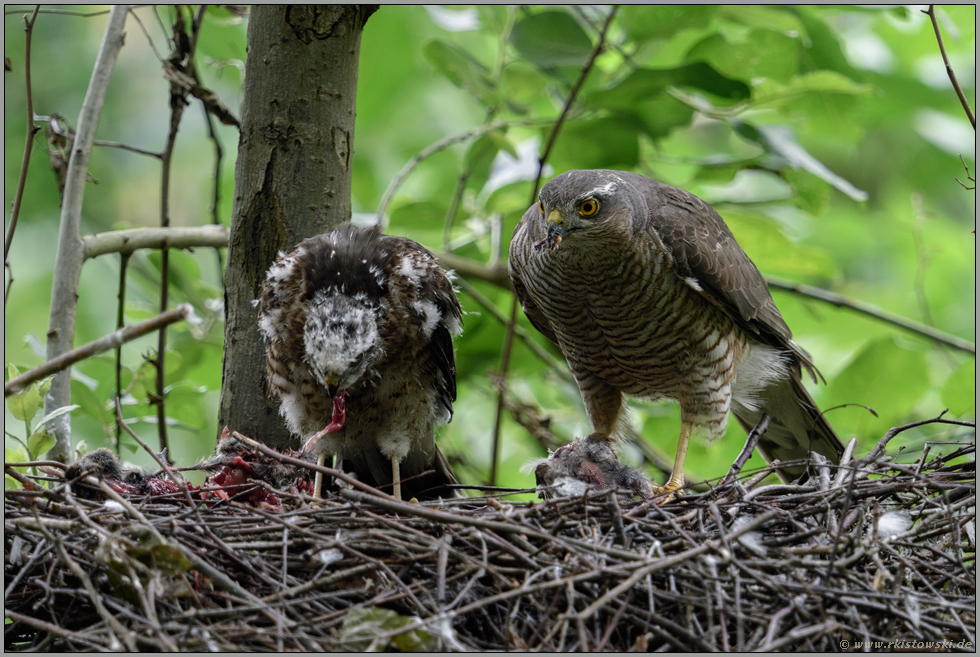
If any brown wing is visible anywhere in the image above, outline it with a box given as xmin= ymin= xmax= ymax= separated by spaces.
xmin=509 ymin=209 xmax=560 ymax=345
xmin=381 ymin=234 xmax=462 ymax=420
xmin=258 ymin=244 xmax=314 ymax=402
xmin=625 ymin=173 xmax=821 ymax=379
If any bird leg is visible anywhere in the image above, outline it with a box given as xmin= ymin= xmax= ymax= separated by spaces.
xmin=313 ymin=451 xmax=327 ymax=502
xmin=303 ymin=391 xmax=349 ymax=500
xmin=652 ymin=421 xmax=692 ymax=502
xmin=391 ymin=456 xmax=401 ymax=501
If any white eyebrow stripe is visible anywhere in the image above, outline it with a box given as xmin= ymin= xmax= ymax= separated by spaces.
xmin=585 ymin=182 xmax=618 ymax=197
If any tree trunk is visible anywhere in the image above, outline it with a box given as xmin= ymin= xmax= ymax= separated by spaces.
xmin=219 ymin=5 xmax=376 ymax=449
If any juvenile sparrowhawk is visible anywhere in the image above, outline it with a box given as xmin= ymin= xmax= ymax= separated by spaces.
xmin=509 ymin=169 xmax=843 ymax=495
xmin=258 ymin=225 xmax=461 ymax=501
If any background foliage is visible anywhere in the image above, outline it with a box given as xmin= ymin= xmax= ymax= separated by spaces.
xmin=4 ymin=5 xmax=975 ymax=494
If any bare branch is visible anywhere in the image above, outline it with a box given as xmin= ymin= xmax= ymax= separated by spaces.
xmin=6 ymin=304 xmax=192 ymax=397
xmin=115 ymin=397 xmax=197 ymax=507
xmin=720 ymin=414 xmax=770 ymax=487
xmin=154 ymin=6 xmax=203 ymax=457
xmin=454 ymin=277 xmax=572 ymax=380
xmin=923 ymin=5 xmax=975 ymax=128
xmin=435 ymin=250 xmax=511 ymax=290
xmin=435 ymin=248 xmax=975 ymax=356
xmin=92 ymin=139 xmax=162 ymax=158
xmin=82 ymin=225 xmax=230 ymax=259
xmin=492 ymin=7 xmax=619 ymax=485
xmin=113 ymin=253 xmax=130 ymax=451
xmin=767 ymin=276 xmax=975 ymax=355
xmin=4 ymin=5 xmax=41 ymax=269
xmin=43 ymin=5 xmax=129 ymax=462
xmin=375 ymin=119 xmax=548 ymax=226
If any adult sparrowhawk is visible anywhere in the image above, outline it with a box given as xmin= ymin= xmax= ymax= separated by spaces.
xmin=258 ymin=225 xmax=460 ymax=501
xmin=509 ymin=169 xmax=843 ymax=495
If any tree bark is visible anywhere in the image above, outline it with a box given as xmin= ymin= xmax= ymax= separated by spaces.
xmin=219 ymin=5 xmax=376 ymax=449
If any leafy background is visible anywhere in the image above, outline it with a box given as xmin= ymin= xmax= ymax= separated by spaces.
xmin=4 ymin=5 xmax=975 ymax=494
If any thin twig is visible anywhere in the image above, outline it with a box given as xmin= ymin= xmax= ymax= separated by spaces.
xmin=923 ymin=5 xmax=975 ymax=128
xmin=92 ymin=139 xmax=163 ymax=158
xmin=4 ymin=5 xmax=41 ymax=290
xmin=114 ymin=398 xmax=197 ymax=507
xmin=113 ymin=253 xmax=130 ymax=452
xmin=491 ymin=7 xmax=619 ymax=485
xmin=720 ymin=414 xmax=770 ymax=487
xmin=375 ymin=119 xmax=548 ymax=226
xmin=199 ymin=98 xmax=227 ymax=285
xmin=767 ymin=276 xmax=975 ymax=355
xmin=6 ymin=304 xmax=192 ymax=397
xmin=155 ymin=11 xmax=185 ymax=458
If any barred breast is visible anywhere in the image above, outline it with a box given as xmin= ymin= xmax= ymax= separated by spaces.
xmin=514 ymin=234 xmax=746 ymax=439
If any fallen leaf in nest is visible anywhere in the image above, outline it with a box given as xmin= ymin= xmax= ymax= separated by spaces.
xmin=338 ymin=606 xmax=436 ymax=652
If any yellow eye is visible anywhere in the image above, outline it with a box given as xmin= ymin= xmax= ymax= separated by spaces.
xmin=579 ymin=198 xmax=600 ymax=217
xmin=537 ymin=201 xmax=544 ymax=214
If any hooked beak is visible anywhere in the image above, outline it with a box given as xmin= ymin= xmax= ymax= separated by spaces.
xmin=534 ymin=209 xmax=567 ymax=251
xmin=323 ymin=373 xmax=340 ymax=399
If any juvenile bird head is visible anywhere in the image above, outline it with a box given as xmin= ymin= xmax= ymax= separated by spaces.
xmin=531 ymin=169 xmax=635 ymax=251
xmin=303 ymin=292 xmax=383 ymax=395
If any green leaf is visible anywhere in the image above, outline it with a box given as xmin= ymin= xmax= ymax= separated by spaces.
xmin=423 ymin=40 xmax=498 ymax=107
xmin=827 ymin=337 xmax=930 ymax=436
xmin=7 ymin=381 xmax=41 ymax=423
xmin=163 ymin=383 xmax=207 ymax=429
xmin=792 ymin=7 xmax=859 ymax=77
xmin=722 ymin=210 xmax=837 ymax=280
xmin=511 ymin=10 xmax=593 ymax=69
xmin=36 ymin=404 xmax=81 ymax=430
xmin=620 ymin=5 xmax=715 ymax=40
xmin=6 ymin=447 xmax=29 ymax=463
xmin=753 ymin=71 xmax=876 ymax=106
xmin=388 ymin=200 xmax=448 ymax=240
xmin=549 ymin=117 xmax=641 ymax=171
xmin=477 ymin=5 xmax=508 ymax=34
xmin=587 ymin=64 xmax=751 ymax=111
xmin=733 ymin=122 xmax=868 ymax=201
xmin=463 ymin=134 xmax=503 ymax=188
xmin=27 ymin=428 xmax=56 ymax=460
xmin=718 ymin=5 xmax=807 ymax=38
xmin=338 ymin=606 xmax=437 ymax=652
xmin=941 ymin=360 xmax=975 ymax=417
xmin=5 ymin=447 xmax=30 ymax=490
xmin=499 ymin=64 xmax=550 ymax=111
xmin=687 ymin=29 xmax=799 ymax=82
xmin=71 ymin=379 xmax=112 ymax=425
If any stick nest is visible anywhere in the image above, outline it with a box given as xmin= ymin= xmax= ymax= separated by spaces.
xmin=4 ymin=434 xmax=976 ymax=652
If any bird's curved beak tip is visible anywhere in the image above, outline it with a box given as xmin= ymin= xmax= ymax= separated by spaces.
xmin=544 ymin=221 xmax=565 ymax=251
xmin=324 ymin=374 xmax=340 ymax=399
xmin=534 ymin=210 xmax=566 ymax=251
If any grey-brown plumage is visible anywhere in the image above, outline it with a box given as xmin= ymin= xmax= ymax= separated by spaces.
xmin=527 ymin=433 xmax=655 ymax=500
xmin=258 ymin=225 xmax=461 ymax=500
xmin=509 ymin=170 xmax=843 ymax=493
